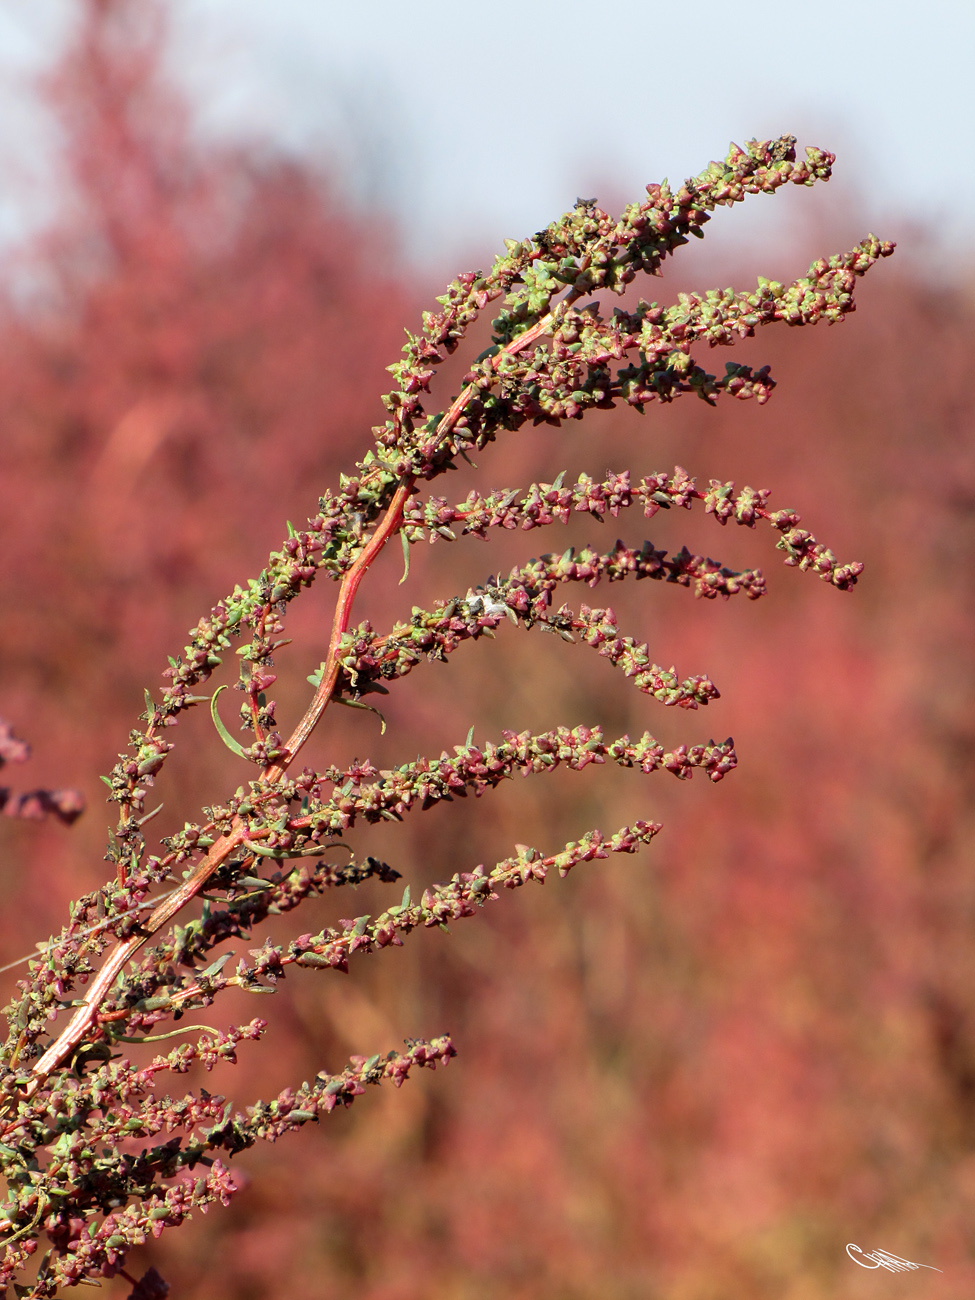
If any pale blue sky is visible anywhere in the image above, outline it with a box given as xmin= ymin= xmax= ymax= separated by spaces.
xmin=0 ymin=0 xmax=972 ymax=273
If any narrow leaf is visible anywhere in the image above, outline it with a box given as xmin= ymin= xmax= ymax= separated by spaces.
xmin=200 ymin=952 xmax=234 ymax=980
xmin=246 ymin=840 xmax=287 ymax=859
xmin=210 ymin=685 xmax=250 ymax=759
xmin=400 ymin=528 xmax=411 ymax=585
xmin=334 ymin=696 xmax=387 ymax=734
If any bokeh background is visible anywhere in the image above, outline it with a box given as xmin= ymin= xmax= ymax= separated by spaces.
xmin=1 ymin=2 xmax=974 ymax=1297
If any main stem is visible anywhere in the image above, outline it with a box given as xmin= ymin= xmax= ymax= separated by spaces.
xmin=264 ymin=477 xmax=415 ymax=782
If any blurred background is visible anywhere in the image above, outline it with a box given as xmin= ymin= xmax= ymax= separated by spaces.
xmin=1 ymin=1 xmax=974 ymax=1297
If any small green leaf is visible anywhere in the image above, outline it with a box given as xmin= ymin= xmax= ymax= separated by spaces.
xmin=209 ymin=686 xmax=250 ymax=759
xmin=246 ymin=840 xmax=286 ymax=859
xmin=200 ymin=952 xmax=234 ymax=980
xmin=465 ymin=725 xmax=475 ymax=749
xmin=137 ymin=803 xmax=164 ymax=827
xmin=99 ymin=775 xmax=114 ymax=788
xmin=399 ymin=528 xmax=411 ymax=585
xmin=334 ymin=697 xmax=387 ymax=734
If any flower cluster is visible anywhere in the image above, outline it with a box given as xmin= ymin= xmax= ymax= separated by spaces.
xmin=0 ymin=1030 xmax=454 ymax=1295
xmin=329 ymin=586 xmax=721 ymax=711
xmin=403 ymin=466 xmax=862 ymax=590
xmin=0 ymin=136 xmax=891 ymax=1297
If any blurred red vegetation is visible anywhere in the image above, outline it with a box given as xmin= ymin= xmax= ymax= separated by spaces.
xmin=2 ymin=2 xmax=975 ymax=1297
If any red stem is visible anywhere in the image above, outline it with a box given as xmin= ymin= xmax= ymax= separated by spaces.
xmin=264 ymin=476 xmax=415 ymax=782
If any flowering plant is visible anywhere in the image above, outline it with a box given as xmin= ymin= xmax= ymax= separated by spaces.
xmin=0 ymin=135 xmax=891 ymax=1298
